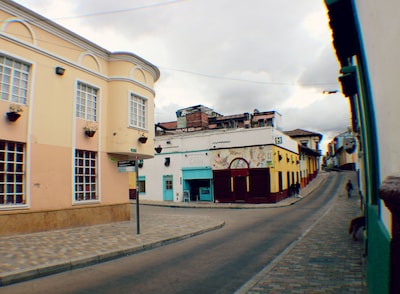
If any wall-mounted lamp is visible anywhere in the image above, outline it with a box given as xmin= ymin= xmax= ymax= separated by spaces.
xmin=55 ymin=66 xmax=65 ymax=76
xmin=165 ymin=157 xmax=170 ymax=167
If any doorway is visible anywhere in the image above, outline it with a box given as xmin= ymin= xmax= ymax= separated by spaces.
xmin=185 ymin=179 xmax=212 ymax=201
xmin=233 ymin=175 xmax=247 ymax=202
xmin=163 ymin=175 xmax=173 ymax=201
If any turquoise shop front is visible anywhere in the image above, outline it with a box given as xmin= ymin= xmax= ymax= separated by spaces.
xmin=182 ymin=167 xmax=213 ymax=202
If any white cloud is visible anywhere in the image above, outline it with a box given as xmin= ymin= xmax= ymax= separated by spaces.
xmin=15 ymin=0 xmax=348 ymax=153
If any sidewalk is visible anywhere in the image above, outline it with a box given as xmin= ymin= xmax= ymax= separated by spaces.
xmin=0 ymin=211 xmax=224 ymax=286
xmin=236 ymin=170 xmax=367 ymax=293
xmin=0 ymin=170 xmax=367 ymax=293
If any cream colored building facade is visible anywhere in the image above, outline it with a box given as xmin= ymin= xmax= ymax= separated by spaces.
xmin=0 ymin=1 xmax=159 ymax=235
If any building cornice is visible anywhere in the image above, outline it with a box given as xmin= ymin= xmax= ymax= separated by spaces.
xmin=0 ymin=0 xmax=160 ymax=82
xmin=110 ymin=76 xmax=155 ymax=96
xmin=1 ymin=33 xmax=156 ymax=96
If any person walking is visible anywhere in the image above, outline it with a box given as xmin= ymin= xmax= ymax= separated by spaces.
xmin=346 ymin=180 xmax=354 ymax=198
xmin=295 ymin=182 xmax=302 ymax=198
xmin=290 ymin=183 xmax=296 ymax=197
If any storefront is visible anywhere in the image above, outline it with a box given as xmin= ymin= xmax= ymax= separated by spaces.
xmin=182 ymin=167 xmax=213 ymax=201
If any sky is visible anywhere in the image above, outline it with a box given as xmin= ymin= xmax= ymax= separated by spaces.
xmin=13 ymin=0 xmax=350 ymax=154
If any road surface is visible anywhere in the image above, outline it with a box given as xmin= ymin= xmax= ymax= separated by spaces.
xmin=1 ymin=171 xmax=344 ymax=294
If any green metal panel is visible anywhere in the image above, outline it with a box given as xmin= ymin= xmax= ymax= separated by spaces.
xmin=367 ymin=205 xmax=390 ymax=294
xmin=182 ymin=167 xmax=212 ymax=180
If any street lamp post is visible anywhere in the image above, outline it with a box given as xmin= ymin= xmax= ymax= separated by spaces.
xmin=135 ymin=159 xmax=140 ymax=234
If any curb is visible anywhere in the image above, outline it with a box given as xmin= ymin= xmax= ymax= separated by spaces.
xmin=235 ymin=197 xmax=337 ymax=294
xmin=235 ymin=172 xmax=347 ymax=293
xmin=0 ymin=221 xmax=225 ymax=286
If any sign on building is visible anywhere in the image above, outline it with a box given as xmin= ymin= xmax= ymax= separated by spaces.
xmin=118 ymin=160 xmax=136 ymax=172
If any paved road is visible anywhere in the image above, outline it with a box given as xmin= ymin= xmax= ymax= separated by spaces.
xmin=1 ymin=172 xmax=344 ymax=293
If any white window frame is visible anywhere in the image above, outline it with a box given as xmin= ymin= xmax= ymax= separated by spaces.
xmin=0 ymin=140 xmax=25 ymax=207
xmin=74 ymin=150 xmax=98 ymax=202
xmin=0 ymin=54 xmax=30 ymax=105
xmin=76 ymin=81 xmax=98 ymax=121
xmin=129 ymin=92 xmax=147 ymax=130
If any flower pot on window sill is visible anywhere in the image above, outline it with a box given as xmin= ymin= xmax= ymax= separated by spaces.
xmin=138 ymin=136 xmax=148 ymax=143
xmin=155 ymin=146 xmax=162 ymax=153
xmin=6 ymin=112 xmax=21 ymax=122
xmin=85 ymin=130 xmax=96 ymax=137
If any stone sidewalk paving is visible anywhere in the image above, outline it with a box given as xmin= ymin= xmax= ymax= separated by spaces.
xmin=0 ymin=213 xmax=224 ymax=286
xmin=236 ymin=171 xmax=367 ymax=293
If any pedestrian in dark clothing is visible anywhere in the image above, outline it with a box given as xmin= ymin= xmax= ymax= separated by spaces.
xmin=295 ymin=182 xmax=301 ymax=198
xmin=346 ymin=180 xmax=353 ymax=198
xmin=290 ymin=183 xmax=296 ymax=197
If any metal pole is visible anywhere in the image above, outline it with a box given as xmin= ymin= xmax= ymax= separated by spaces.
xmin=135 ymin=161 xmax=140 ymax=234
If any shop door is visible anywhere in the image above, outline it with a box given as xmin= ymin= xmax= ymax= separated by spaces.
xmin=234 ymin=175 xmax=246 ymax=202
xmin=163 ymin=175 xmax=174 ymax=201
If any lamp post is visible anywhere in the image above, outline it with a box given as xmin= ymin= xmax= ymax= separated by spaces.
xmin=135 ymin=158 xmax=140 ymax=234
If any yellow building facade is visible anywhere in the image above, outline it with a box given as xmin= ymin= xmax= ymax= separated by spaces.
xmin=0 ymin=1 xmax=159 ymax=235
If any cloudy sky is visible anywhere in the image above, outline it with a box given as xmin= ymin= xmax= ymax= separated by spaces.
xmin=14 ymin=0 xmax=350 ymax=153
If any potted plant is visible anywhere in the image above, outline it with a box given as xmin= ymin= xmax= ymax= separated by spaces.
xmin=155 ymin=145 xmax=162 ymax=153
xmin=83 ymin=122 xmax=97 ymax=137
xmin=6 ymin=103 xmax=23 ymax=122
xmin=138 ymin=133 xmax=148 ymax=143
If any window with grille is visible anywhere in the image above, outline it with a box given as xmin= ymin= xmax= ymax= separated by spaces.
xmin=0 ymin=55 xmax=30 ymax=104
xmin=129 ymin=93 xmax=147 ymax=129
xmin=76 ymin=82 xmax=98 ymax=121
xmin=165 ymin=179 xmax=173 ymax=190
xmin=0 ymin=141 xmax=25 ymax=206
xmin=74 ymin=150 xmax=97 ymax=202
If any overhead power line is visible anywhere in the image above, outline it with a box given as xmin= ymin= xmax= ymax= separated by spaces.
xmin=46 ymin=0 xmax=187 ymax=21
xmin=0 ymin=1 xmax=186 ymax=25
xmin=1 ymin=29 xmax=336 ymax=88
xmin=4 ymin=1 xmax=337 ymax=88
xmin=159 ymin=66 xmax=338 ymax=87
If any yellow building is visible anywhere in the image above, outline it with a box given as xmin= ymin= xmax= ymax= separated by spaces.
xmin=284 ymin=129 xmax=322 ymax=187
xmin=0 ymin=1 xmax=159 ymax=235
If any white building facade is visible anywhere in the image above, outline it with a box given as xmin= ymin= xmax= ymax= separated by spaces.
xmin=139 ymin=126 xmax=300 ymax=203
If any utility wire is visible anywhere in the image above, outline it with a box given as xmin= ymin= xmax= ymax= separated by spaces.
xmin=1 ymin=30 xmax=337 ymax=87
xmin=0 ymin=1 xmax=186 ymax=25
xmin=4 ymin=1 xmax=337 ymax=88
xmin=50 ymin=0 xmax=187 ymax=21
xmin=159 ymin=66 xmax=338 ymax=87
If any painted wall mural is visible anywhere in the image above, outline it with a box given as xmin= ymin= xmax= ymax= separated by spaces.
xmin=211 ymin=146 xmax=273 ymax=170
